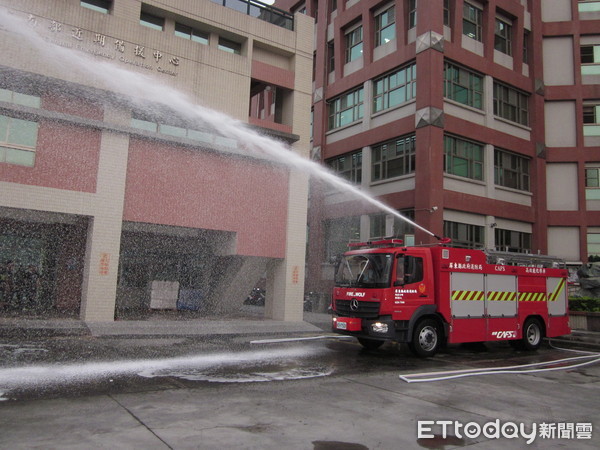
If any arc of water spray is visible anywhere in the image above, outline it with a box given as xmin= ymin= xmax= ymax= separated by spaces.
xmin=0 ymin=7 xmax=443 ymax=241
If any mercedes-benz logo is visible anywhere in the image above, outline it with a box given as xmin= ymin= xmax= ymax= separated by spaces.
xmin=350 ymin=299 xmax=360 ymax=311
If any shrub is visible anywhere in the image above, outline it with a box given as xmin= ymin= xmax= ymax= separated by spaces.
xmin=569 ymin=297 xmax=600 ymax=312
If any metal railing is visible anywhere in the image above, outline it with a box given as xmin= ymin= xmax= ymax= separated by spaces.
xmin=211 ymin=0 xmax=294 ymax=30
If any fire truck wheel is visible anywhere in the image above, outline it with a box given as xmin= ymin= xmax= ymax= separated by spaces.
xmin=409 ymin=319 xmax=441 ymax=357
xmin=357 ymin=338 xmax=384 ymax=350
xmin=522 ymin=318 xmax=543 ymax=351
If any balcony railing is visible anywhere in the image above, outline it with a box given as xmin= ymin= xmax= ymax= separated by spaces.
xmin=211 ymin=0 xmax=294 ymax=30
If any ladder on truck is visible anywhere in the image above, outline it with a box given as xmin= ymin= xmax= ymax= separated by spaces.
xmin=484 ymin=249 xmax=565 ymax=269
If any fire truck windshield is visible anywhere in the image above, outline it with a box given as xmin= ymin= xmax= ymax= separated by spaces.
xmin=334 ymin=253 xmax=393 ymax=288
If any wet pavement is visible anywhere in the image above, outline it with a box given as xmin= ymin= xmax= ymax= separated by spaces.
xmin=0 ymin=319 xmax=598 ymax=449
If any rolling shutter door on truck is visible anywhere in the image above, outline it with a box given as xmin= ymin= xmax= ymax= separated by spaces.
xmin=485 ymin=274 xmax=517 ymax=317
xmin=451 ymin=272 xmax=485 ymax=318
xmin=547 ymin=277 xmax=567 ymax=316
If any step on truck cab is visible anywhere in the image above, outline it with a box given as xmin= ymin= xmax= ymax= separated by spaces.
xmin=331 ymin=239 xmax=570 ymax=357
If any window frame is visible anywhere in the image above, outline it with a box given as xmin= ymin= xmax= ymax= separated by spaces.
xmin=493 ymin=81 xmax=529 ymax=126
xmin=443 ymin=62 xmax=484 ymax=110
xmin=344 ymin=23 xmax=363 ymax=63
xmin=443 ymin=221 xmax=484 ymax=249
xmin=218 ymin=37 xmax=242 ymax=55
xmin=174 ymin=23 xmax=209 ymax=45
xmin=463 ymin=1 xmax=483 ymax=42
xmin=494 ymin=16 xmax=513 ymax=56
xmin=495 ymin=229 xmax=532 ymax=253
xmin=371 ymin=134 xmax=416 ymax=182
xmin=140 ymin=11 xmax=164 ymax=31
xmin=408 ymin=0 xmax=417 ymax=29
xmin=372 ymin=63 xmax=417 ymax=113
xmin=80 ymin=0 xmax=111 ymax=13
xmin=494 ymin=148 xmax=530 ymax=192
xmin=327 ymin=150 xmax=363 ymax=184
xmin=443 ymin=134 xmax=484 ymax=181
xmin=374 ymin=4 xmax=396 ymax=47
xmin=328 ymin=87 xmax=364 ymax=130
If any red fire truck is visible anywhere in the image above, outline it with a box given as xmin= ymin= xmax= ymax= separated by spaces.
xmin=331 ymin=239 xmax=570 ymax=357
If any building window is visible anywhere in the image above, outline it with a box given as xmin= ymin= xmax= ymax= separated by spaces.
xmin=585 ymin=166 xmax=600 ymax=199
xmin=581 ymin=45 xmax=600 ymax=75
xmin=0 ymin=88 xmax=41 ymax=109
xmin=373 ymin=64 xmax=416 ymax=113
xmin=80 ymin=0 xmax=111 ymax=13
xmin=443 ymin=62 xmax=484 ymax=109
xmin=0 ymin=115 xmax=38 ymax=167
xmin=408 ymin=0 xmax=417 ymax=29
xmin=494 ymin=17 xmax=512 ymax=56
xmin=443 ymin=221 xmax=484 ymax=249
xmin=444 ymin=0 xmax=451 ymax=27
xmin=218 ymin=38 xmax=241 ymax=54
xmin=495 ymin=229 xmax=532 ymax=253
xmin=463 ymin=1 xmax=483 ymax=41
xmin=374 ymin=5 xmax=395 ymax=47
xmin=328 ymin=41 xmax=335 ymax=73
xmin=327 ymin=151 xmax=362 ymax=184
xmin=175 ymin=23 xmax=209 ymax=44
xmin=372 ymin=135 xmax=416 ymax=181
xmin=523 ymin=31 xmax=530 ymax=64
xmin=579 ymin=1 xmax=600 ymax=13
xmin=584 ymin=104 xmax=600 ymax=136
xmin=140 ymin=11 xmax=164 ymax=31
xmin=494 ymin=148 xmax=530 ymax=191
xmin=328 ymin=87 xmax=364 ymax=130
xmin=370 ymin=213 xmax=387 ymax=239
xmin=588 ymin=233 xmax=600 ymax=258
xmin=493 ymin=82 xmax=529 ymax=126
xmin=444 ymin=135 xmax=484 ymax=180
xmin=345 ymin=24 xmax=363 ymax=63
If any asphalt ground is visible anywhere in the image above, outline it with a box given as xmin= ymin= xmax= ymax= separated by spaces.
xmin=0 ymin=314 xmax=599 ymax=449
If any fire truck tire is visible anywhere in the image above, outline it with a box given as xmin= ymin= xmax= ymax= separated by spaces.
xmin=409 ymin=319 xmax=441 ymax=357
xmin=521 ymin=318 xmax=544 ymax=351
xmin=357 ymin=338 xmax=384 ymax=350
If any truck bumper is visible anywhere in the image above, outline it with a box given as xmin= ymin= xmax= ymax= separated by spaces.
xmin=332 ymin=316 xmax=397 ymax=339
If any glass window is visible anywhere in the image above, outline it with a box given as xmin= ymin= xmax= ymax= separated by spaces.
xmin=444 ymin=135 xmax=484 ymax=180
xmin=372 ymin=135 xmax=416 ymax=181
xmin=408 ymin=0 xmax=417 ymax=29
xmin=218 ymin=37 xmax=241 ymax=54
xmin=175 ymin=23 xmax=209 ymax=44
xmin=328 ymin=41 xmax=335 ymax=73
xmin=463 ymin=2 xmax=483 ymax=41
xmin=585 ymin=167 xmax=600 ymax=199
xmin=80 ymin=0 xmax=111 ymax=13
xmin=0 ymin=114 xmax=38 ymax=167
xmin=0 ymin=88 xmax=41 ymax=108
xmin=494 ymin=17 xmax=512 ymax=56
xmin=328 ymin=87 xmax=364 ymax=130
xmin=140 ymin=12 xmax=164 ymax=31
xmin=523 ymin=31 xmax=530 ymax=64
xmin=443 ymin=221 xmax=484 ymax=249
xmin=444 ymin=0 xmax=451 ymax=26
xmin=587 ymin=233 xmax=600 ymax=257
xmin=375 ymin=5 xmax=395 ymax=47
xmin=345 ymin=24 xmax=363 ymax=63
xmin=494 ymin=148 xmax=530 ymax=191
xmin=493 ymin=82 xmax=529 ymax=126
xmin=443 ymin=62 xmax=483 ymax=109
xmin=581 ymin=45 xmax=600 ymax=75
xmin=327 ymin=151 xmax=362 ymax=184
xmin=373 ymin=64 xmax=416 ymax=113
xmin=495 ymin=229 xmax=531 ymax=253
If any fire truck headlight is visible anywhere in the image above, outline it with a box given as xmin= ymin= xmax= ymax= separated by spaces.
xmin=371 ymin=322 xmax=388 ymax=333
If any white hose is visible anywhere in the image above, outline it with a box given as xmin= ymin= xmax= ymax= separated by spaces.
xmin=399 ymin=340 xmax=600 ymax=383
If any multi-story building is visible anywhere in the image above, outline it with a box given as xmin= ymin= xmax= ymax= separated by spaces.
xmin=274 ymin=0 xmax=600 ymax=294
xmin=0 ymin=0 xmax=313 ymax=321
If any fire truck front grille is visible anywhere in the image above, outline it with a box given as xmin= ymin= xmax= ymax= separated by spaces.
xmin=335 ymin=299 xmax=380 ymax=319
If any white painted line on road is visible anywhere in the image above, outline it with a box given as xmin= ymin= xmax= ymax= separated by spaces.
xmin=250 ymin=335 xmax=354 ymax=345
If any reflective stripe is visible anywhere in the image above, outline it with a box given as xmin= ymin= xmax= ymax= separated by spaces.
xmin=452 ymin=290 xmax=484 ymax=301
xmin=518 ymin=292 xmax=547 ymax=302
xmin=487 ymin=291 xmax=517 ymax=302
xmin=548 ymin=278 xmax=566 ymax=302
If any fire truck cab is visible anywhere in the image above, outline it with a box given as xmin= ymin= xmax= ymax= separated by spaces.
xmin=331 ymin=239 xmax=570 ymax=357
